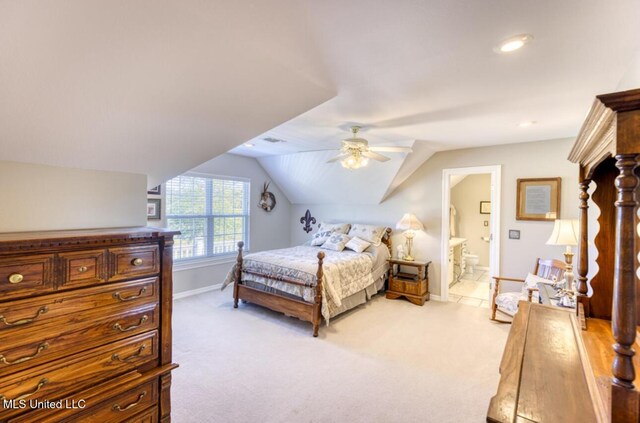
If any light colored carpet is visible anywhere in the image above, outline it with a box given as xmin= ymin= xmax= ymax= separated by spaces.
xmin=172 ymin=289 xmax=510 ymax=423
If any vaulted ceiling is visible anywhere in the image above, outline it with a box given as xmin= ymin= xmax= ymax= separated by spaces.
xmin=1 ymin=1 xmax=639 ymax=202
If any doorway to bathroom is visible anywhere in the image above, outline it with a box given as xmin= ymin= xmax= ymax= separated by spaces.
xmin=441 ymin=165 xmax=501 ymax=307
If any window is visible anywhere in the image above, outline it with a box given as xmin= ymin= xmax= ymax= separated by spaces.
xmin=166 ymin=173 xmax=250 ymax=261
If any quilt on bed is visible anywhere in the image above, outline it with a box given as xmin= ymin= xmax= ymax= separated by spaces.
xmin=223 ymin=245 xmax=383 ymax=321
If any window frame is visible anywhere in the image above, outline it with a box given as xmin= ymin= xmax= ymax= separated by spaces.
xmin=165 ymin=171 xmax=251 ymax=264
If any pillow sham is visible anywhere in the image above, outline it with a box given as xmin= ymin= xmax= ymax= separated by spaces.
xmin=348 ymin=224 xmax=387 ymax=246
xmin=345 ymin=236 xmax=371 ymax=253
xmin=317 ymin=222 xmax=351 ymax=234
xmin=310 ymin=230 xmax=333 ymax=246
xmin=322 ymin=232 xmax=352 ymax=252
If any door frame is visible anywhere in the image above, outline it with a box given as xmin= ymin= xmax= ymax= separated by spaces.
xmin=440 ymin=165 xmax=501 ymax=302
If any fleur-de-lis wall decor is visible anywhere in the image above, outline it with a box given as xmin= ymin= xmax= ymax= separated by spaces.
xmin=300 ymin=209 xmax=316 ymax=233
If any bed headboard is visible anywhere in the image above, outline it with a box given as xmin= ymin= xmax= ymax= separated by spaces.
xmin=382 ymin=228 xmax=392 ymax=256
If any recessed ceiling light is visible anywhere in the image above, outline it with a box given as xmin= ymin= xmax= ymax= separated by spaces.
xmin=495 ymin=34 xmax=533 ymax=54
xmin=244 ymin=143 xmax=254 ymax=147
xmin=518 ymin=121 xmax=536 ymax=128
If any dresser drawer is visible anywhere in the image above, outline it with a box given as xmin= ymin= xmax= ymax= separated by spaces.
xmin=389 ymin=279 xmax=405 ymax=293
xmin=0 ymin=278 xmax=158 ymax=334
xmin=109 ymin=246 xmax=160 ymax=281
xmin=0 ymin=332 xmax=158 ymax=420
xmin=0 ymin=304 xmax=159 ymax=376
xmin=64 ymin=380 xmax=158 ymax=423
xmin=0 ymin=254 xmax=55 ymax=300
xmin=58 ymin=249 xmax=107 ymax=289
xmin=389 ymin=278 xmax=426 ymax=296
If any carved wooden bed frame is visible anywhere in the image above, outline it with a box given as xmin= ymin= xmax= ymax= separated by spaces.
xmin=233 ymin=228 xmax=393 ymax=337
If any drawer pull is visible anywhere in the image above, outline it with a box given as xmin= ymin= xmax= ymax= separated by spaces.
xmin=112 ymin=287 xmax=147 ymax=302
xmin=8 ymin=273 xmax=24 ymax=284
xmin=0 ymin=306 xmax=48 ymax=327
xmin=131 ymin=258 xmax=143 ymax=266
xmin=0 ymin=378 xmax=48 ymax=402
xmin=78 ymin=266 xmax=88 ymax=273
xmin=111 ymin=345 xmax=146 ymax=362
xmin=113 ymin=315 xmax=148 ymax=332
xmin=112 ymin=391 xmax=146 ymax=412
xmin=0 ymin=343 xmax=49 ymax=365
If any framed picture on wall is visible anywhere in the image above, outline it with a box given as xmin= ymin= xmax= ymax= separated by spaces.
xmin=147 ymin=199 xmax=161 ymax=220
xmin=479 ymin=201 xmax=491 ymax=214
xmin=516 ymin=177 xmax=561 ymax=221
xmin=147 ymin=185 xmax=161 ymax=195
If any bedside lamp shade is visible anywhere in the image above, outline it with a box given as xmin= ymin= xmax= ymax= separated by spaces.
xmin=546 ymin=219 xmax=579 ymax=291
xmin=396 ymin=213 xmax=424 ymax=261
xmin=396 ymin=213 xmax=424 ymax=232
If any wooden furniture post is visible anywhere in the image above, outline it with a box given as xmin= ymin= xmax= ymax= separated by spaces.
xmin=313 ymin=251 xmax=325 ymax=338
xmin=576 ymin=179 xmax=591 ymax=315
xmin=233 ymin=241 xmax=244 ymax=309
xmin=612 ymin=154 xmax=638 ymax=391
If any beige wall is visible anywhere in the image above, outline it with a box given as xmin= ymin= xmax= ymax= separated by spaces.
xmin=451 ymin=174 xmax=491 ymax=267
xmin=0 ymin=161 xmax=146 ymax=232
xmin=290 ymin=137 xmax=580 ymax=297
xmin=164 ymin=154 xmax=292 ymax=294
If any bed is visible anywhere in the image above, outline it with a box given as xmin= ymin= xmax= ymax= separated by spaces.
xmin=225 ymin=227 xmax=392 ymax=336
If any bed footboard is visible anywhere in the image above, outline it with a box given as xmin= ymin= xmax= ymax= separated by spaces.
xmin=232 ymin=241 xmax=325 ymax=337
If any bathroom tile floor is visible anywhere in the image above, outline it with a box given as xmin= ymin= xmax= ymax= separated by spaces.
xmin=448 ymin=270 xmax=492 ymax=308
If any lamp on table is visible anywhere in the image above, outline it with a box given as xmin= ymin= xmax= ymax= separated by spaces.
xmin=395 ymin=213 xmax=424 ymax=261
xmin=545 ymin=219 xmax=579 ymax=291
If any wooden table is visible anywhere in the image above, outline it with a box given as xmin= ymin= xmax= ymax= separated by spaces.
xmin=386 ymin=258 xmax=431 ymax=306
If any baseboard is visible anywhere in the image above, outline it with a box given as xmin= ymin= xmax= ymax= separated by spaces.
xmin=430 ymin=294 xmax=442 ymax=301
xmin=173 ymin=284 xmax=222 ymax=300
xmin=475 ymin=266 xmax=490 ymax=271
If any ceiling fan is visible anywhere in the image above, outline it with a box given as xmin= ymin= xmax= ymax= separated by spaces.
xmin=322 ymin=126 xmax=413 ymax=169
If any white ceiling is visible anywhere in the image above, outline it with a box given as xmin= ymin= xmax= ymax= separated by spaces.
xmin=1 ymin=0 xmax=639 ymax=199
xmin=231 ymin=0 xmax=640 ymax=158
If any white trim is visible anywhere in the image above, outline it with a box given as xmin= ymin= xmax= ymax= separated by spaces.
xmin=174 ymin=284 xmax=222 ymax=299
xmin=173 ymin=256 xmax=237 ymax=272
xmin=441 ymin=165 xmax=501 ymax=302
xmin=430 ymin=294 xmax=443 ymax=302
xmin=184 ymin=170 xmax=250 ymax=183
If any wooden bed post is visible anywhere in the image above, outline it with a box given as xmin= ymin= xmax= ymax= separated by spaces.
xmin=576 ymin=178 xmax=591 ymax=317
xmin=233 ymin=241 xmax=244 ymax=309
xmin=312 ymin=251 xmax=325 ymax=337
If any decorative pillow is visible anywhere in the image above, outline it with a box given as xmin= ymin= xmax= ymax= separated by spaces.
xmin=523 ymin=273 xmax=555 ymax=292
xmin=348 ymin=224 xmax=387 ymax=246
xmin=310 ymin=230 xmax=333 ymax=246
xmin=345 ymin=236 xmax=371 ymax=253
xmin=317 ymin=222 xmax=351 ymax=234
xmin=321 ymin=232 xmax=352 ymax=252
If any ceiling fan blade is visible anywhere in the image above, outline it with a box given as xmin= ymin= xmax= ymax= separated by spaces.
xmin=362 ymin=150 xmax=390 ymax=162
xmin=369 ymin=146 xmax=413 ymax=153
xmin=326 ymin=153 xmax=349 ymax=163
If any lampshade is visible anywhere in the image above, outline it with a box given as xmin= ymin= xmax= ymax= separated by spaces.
xmin=546 ymin=219 xmax=579 ymax=246
xmin=395 ymin=213 xmax=424 ymax=231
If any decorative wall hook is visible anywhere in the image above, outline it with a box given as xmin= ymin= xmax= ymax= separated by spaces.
xmin=300 ymin=209 xmax=316 ymax=233
xmin=258 ymin=181 xmax=276 ymax=212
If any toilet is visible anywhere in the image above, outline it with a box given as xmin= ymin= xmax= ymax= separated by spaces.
xmin=464 ymin=253 xmax=480 ymax=275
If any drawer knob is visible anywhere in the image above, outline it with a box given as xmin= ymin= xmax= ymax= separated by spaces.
xmin=131 ymin=258 xmax=143 ymax=266
xmin=112 ymin=391 xmax=146 ymax=412
xmin=8 ymin=273 xmax=23 ymax=284
xmin=78 ymin=266 xmax=88 ymax=273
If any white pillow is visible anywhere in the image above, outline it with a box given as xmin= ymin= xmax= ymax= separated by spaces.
xmin=317 ymin=222 xmax=351 ymax=234
xmin=348 ymin=224 xmax=387 ymax=246
xmin=321 ymin=233 xmax=352 ymax=252
xmin=523 ymin=273 xmax=555 ymax=291
xmin=310 ymin=230 xmax=332 ymax=246
xmin=345 ymin=236 xmax=371 ymax=253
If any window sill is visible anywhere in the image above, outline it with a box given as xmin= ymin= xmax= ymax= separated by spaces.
xmin=173 ymin=254 xmax=244 ymax=272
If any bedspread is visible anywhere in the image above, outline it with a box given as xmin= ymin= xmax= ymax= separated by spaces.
xmin=223 ymin=245 xmax=378 ymax=321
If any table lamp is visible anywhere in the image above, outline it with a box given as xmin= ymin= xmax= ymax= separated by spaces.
xmin=395 ymin=213 xmax=424 ymax=261
xmin=546 ymin=219 xmax=579 ymax=291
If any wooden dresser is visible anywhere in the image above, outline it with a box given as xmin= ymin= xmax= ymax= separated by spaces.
xmin=0 ymin=227 xmax=178 ymax=423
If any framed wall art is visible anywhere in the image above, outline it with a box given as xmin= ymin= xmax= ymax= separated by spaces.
xmin=516 ymin=177 xmax=561 ymax=221
xmin=480 ymin=201 xmax=491 ymax=214
xmin=147 ymin=198 xmax=161 ymax=220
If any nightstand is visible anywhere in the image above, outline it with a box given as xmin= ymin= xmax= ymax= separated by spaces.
xmin=386 ymin=258 xmax=431 ymax=306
